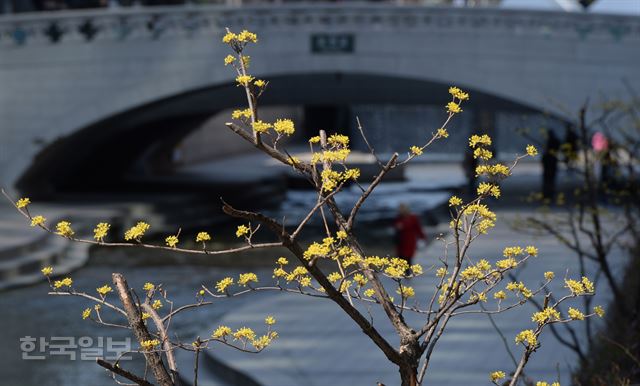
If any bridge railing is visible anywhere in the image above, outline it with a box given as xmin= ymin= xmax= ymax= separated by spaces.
xmin=1 ymin=3 xmax=639 ymax=48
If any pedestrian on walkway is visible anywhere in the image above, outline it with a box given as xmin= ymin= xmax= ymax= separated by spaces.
xmin=394 ymin=203 xmax=425 ymax=266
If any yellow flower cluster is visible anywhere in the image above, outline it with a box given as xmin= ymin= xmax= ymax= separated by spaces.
xmin=446 ymin=101 xmax=462 ymax=114
xmin=515 ymin=329 xmax=537 ymax=346
xmin=503 ymin=246 xmax=524 ymax=257
xmin=93 ymin=222 xmax=110 ymax=242
xmin=544 ymin=271 xmax=555 ymax=280
xmin=96 ymin=285 xmax=113 ymax=296
xmin=56 ymin=221 xmax=74 ymax=238
xmin=252 ymin=120 xmax=272 ymax=133
xmin=568 ymin=307 xmax=585 ymax=320
xmin=253 ymin=79 xmax=266 ymax=88
xmin=396 ymin=286 xmax=415 ymax=298
xmin=196 ymin=232 xmax=211 ymax=243
xmin=536 ymin=382 xmax=560 ymax=386
xmin=477 ymin=182 xmax=501 ymax=198
xmin=448 ymin=196 xmax=462 ymax=207
xmin=273 ymin=119 xmax=295 ymax=135
xmin=238 ymin=272 xmax=258 ymax=286
xmin=265 ymin=316 xmax=276 ymax=325
xmin=82 ymin=308 xmax=91 ymax=320
xmin=461 ymin=203 xmax=497 ymax=234
xmin=320 ymin=168 xmax=360 ymax=192
xmin=410 ymin=146 xmax=423 ymax=156
xmin=476 ymin=163 xmax=511 ymax=177
xmin=216 ymin=277 xmax=234 ymax=293
xmin=140 ymin=339 xmax=160 ymax=351
xmin=152 ymin=300 xmax=163 ymax=310
xmin=494 ymin=290 xmax=506 ymax=300
xmin=143 ymin=282 xmax=155 ymax=291
xmin=532 ymin=307 xmax=560 ymax=324
xmin=30 ymin=215 xmax=46 ymax=227
xmin=327 ymin=272 xmax=342 ymax=283
xmin=473 ymin=147 xmax=493 ymax=160
xmin=353 ymin=273 xmax=368 ymax=287
xmin=236 ymin=225 xmax=250 ymax=238
xmin=236 ymin=75 xmax=255 ymax=87
xmin=469 ymin=134 xmax=492 ymax=148
xmin=124 ymin=222 xmax=150 ymax=241
xmin=165 ymin=235 xmax=179 ymax=248
xmin=311 ymin=149 xmax=351 ymax=164
xmin=41 ymin=266 xmax=53 ymax=276
xmin=53 ymin=277 xmax=73 ymax=289
xmin=437 ymin=128 xmax=449 ymax=138
xmin=526 ymin=144 xmax=538 ymax=156
xmin=594 ymin=305 xmax=605 ymax=317
xmin=490 ymin=371 xmax=506 ymax=382
xmin=212 ymin=325 xmax=232 ymax=339
xmin=16 ymin=197 xmax=31 ymax=208
xmin=224 ymin=54 xmax=236 ymax=65
xmin=449 ymin=86 xmax=469 ymax=101
xmin=506 ymin=281 xmax=532 ymax=298
xmin=231 ymin=108 xmax=252 ymax=120
xmin=384 ymin=258 xmax=410 ymax=278
xmin=565 ymin=277 xmax=595 ymax=295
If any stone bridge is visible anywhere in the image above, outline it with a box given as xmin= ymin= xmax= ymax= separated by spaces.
xmin=1 ymin=4 xmax=639 ymax=195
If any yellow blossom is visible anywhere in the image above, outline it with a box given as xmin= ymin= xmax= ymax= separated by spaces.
xmin=593 ymin=305 xmax=605 ymax=317
xmin=236 ymin=75 xmax=254 ymax=87
xmin=152 ymin=300 xmax=162 ymax=310
xmin=397 ymin=286 xmax=415 ymax=298
xmin=309 ymin=136 xmax=320 ymax=144
xmin=41 ymin=266 xmax=53 ymax=276
xmin=96 ymin=285 xmax=113 ymax=296
xmin=216 ymin=277 xmax=234 ymax=293
xmin=53 ymin=277 xmax=73 ymax=289
xmin=236 ymin=225 xmax=250 ymax=238
xmin=233 ymin=327 xmax=256 ymax=341
xmin=364 ymin=288 xmax=376 ymax=297
xmin=93 ymin=222 xmax=110 ymax=242
xmin=140 ymin=339 xmax=160 ymax=351
xmin=449 ymin=86 xmax=469 ymax=101
xmin=141 ymin=312 xmax=150 ymax=320
xmin=82 ymin=308 xmax=91 ymax=320
xmin=222 ymin=31 xmax=237 ymax=43
xmin=238 ymin=272 xmax=258 ymax=286
xmin=525 ymin=245 xmax=538 ymax=256
xmin=515 ymin=329 xmax=537 ymax=346
xmin=336 ymin=230 xmax=347 ymax=239
xmin=436 ymin=267 xmax=448 ymax=278
xmin=490 ymin=371 xmax=506 ymax=382
xmin=16 ymin=197 xmax=31 ymax=208
xmin=494 ymin=291 xmax=506 ymax=300
xmin=143 ymin=282 xmax=155 ymax=291
xmin=165 ymin=235 xmax=179 ymax=248
xmin=276 ymin=257 xmax=289 ymax=265
xmin=449 ymin=196 xmax=462 ymax=207
xmin=231 ymin=108 xmax=252 ymax=120
xmin=446 ymin=101 xmax=462 ymax=114
xmin=265 ymin=316 xmax=276 ymax=325
xmin=252 ymin=120 xmax=272 ymax=133
xmin=532 ymin=307 xmax=560 ymax=324
xmin=273 ymin=119 xmax=295 ymax=135
xmin=212 ymin=325 xmax=232 ymax=339
xmin=196 ymin=232 xmax=211 ymax=243
xmin=253 ymin=79 xmax=266 ymax=88
xmin=437 ymin=128 xmax=449 ymax=138
xmin=56 ymin=221 xmax=74 ymax=238
xmin=526 ymin=144 xmax=538 ymax=156
xmin=544 ymin=271 xmax=555 ymax=280
xmin=469 ymin=134 xmax=492 ymax=148
xmin=224 ymin=54 xmax=236 ymax=65
xmin=410 ymin=146 xmax=423 ymax=156
xmin=30 ymin=215 xmax=46 ymax=227
xmin=237 ymin=30 xmax=257 ymax=43
xmin=124 ymin=222 xmax=150 ymax=241
xmin=568 ymin=307 xmax=585 ymax=320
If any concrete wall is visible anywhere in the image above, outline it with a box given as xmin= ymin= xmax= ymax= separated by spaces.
xmin=1 ymin=4 xmax=639 ymax=190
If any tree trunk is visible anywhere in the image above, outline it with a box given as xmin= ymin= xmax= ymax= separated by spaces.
xmin=399 ymin=363 xmax=418 ymax=386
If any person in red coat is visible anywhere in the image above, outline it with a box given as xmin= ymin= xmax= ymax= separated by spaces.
xmin=394 ymin=204 xmax=426 ymax=265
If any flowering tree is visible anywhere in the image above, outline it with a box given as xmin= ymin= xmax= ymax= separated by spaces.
xmin=516 ymin=100 xmax=640 ymax=381
xmin=4 ymin=30 xmax=606 ymax=386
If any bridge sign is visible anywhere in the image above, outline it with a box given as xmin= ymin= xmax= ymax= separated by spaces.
xmin=311 ymin=34 xmax=355 ymax=54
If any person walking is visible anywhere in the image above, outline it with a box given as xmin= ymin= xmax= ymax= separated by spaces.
xmin=394 ymin=204 xmax=426 ymax=266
